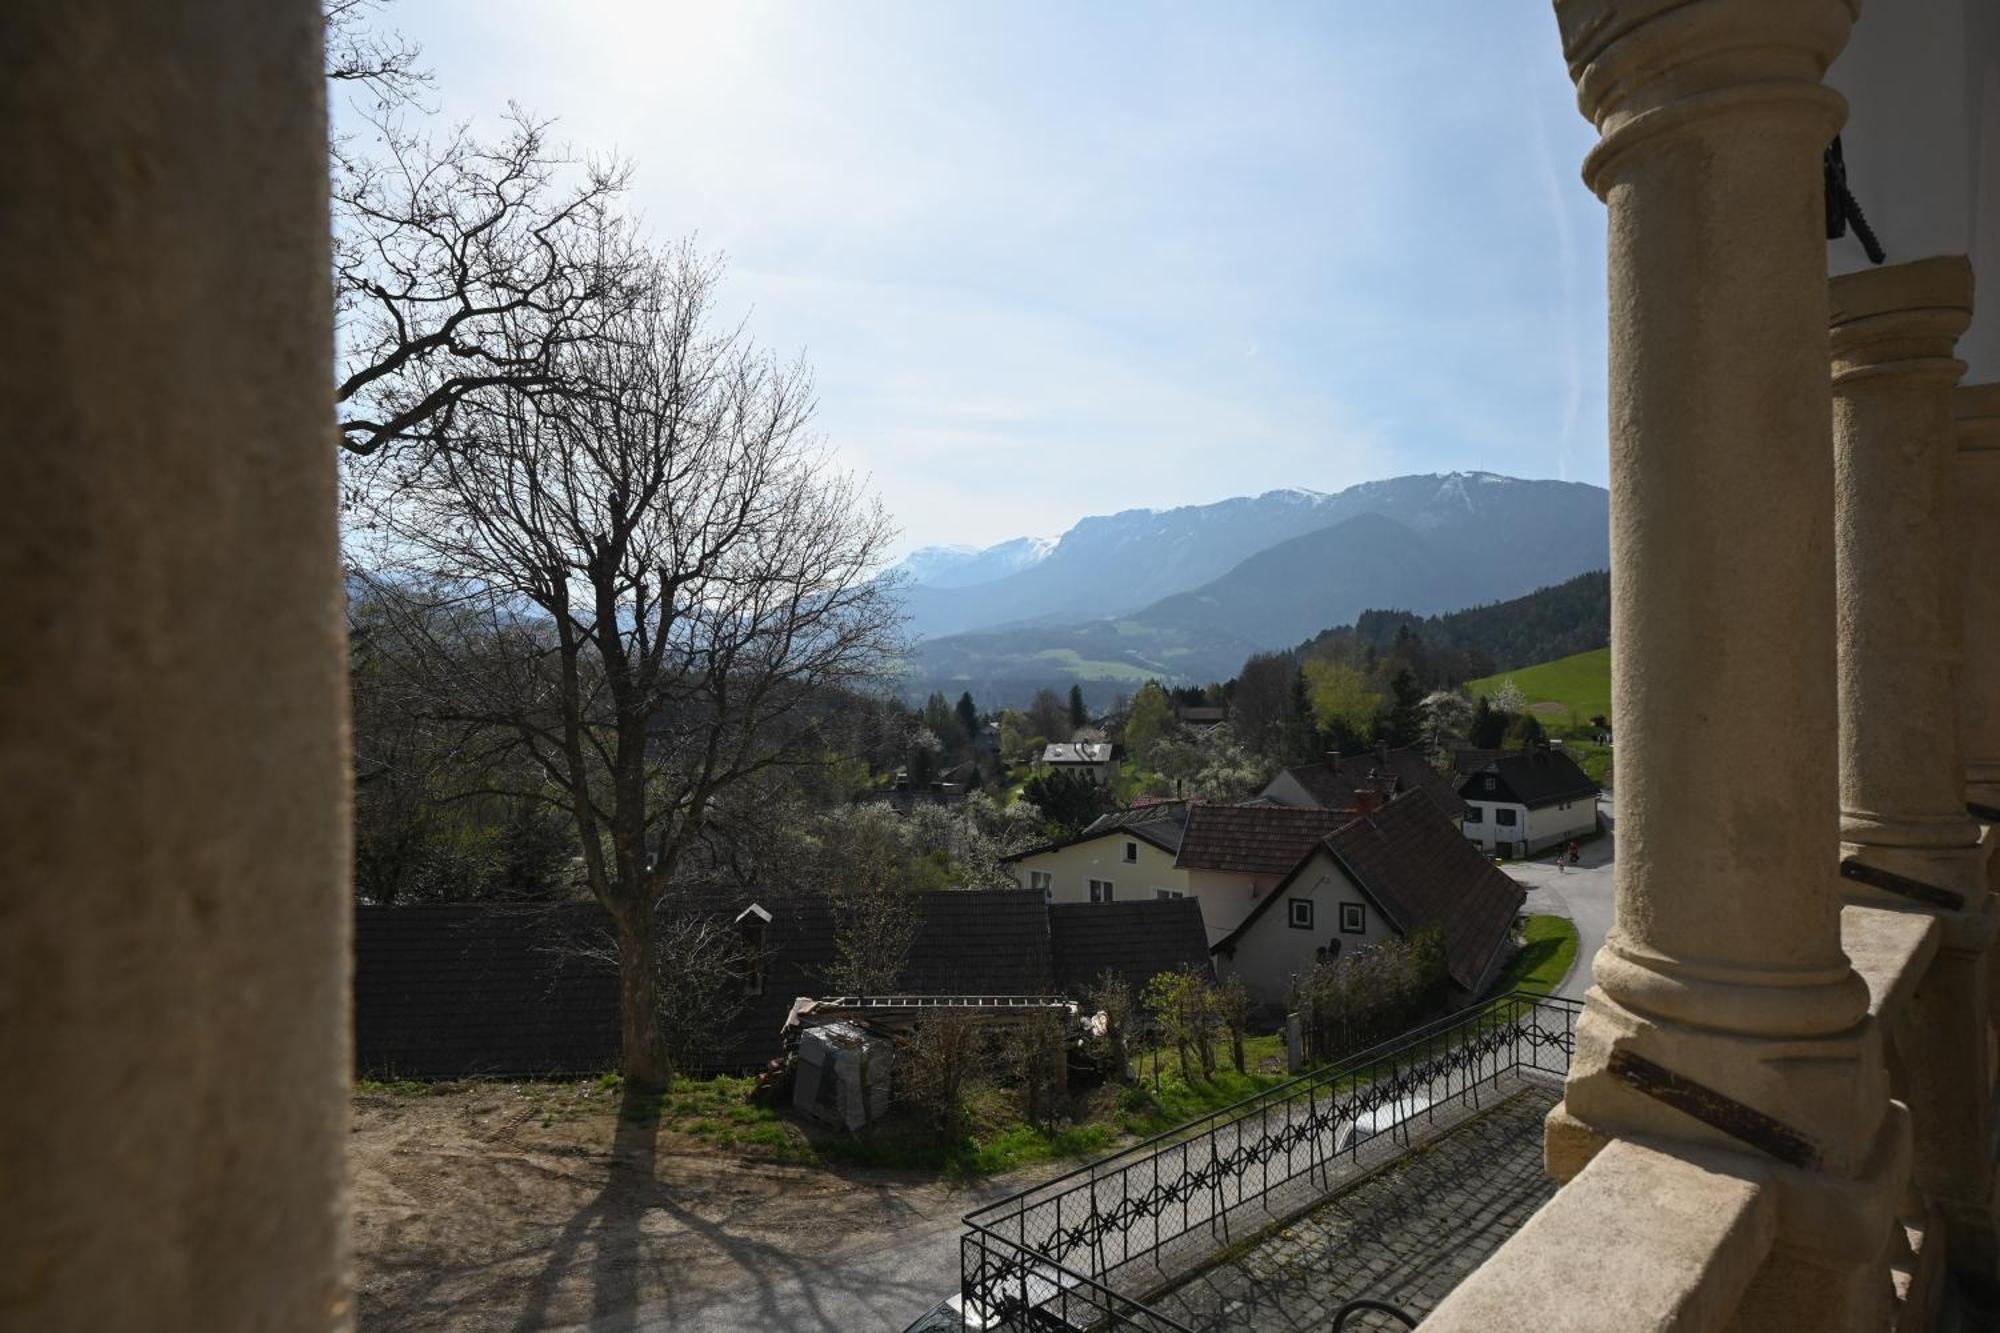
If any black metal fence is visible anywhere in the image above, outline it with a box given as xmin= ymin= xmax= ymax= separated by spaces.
xmin=957 ymin=990 xmax=1581 ymax=1332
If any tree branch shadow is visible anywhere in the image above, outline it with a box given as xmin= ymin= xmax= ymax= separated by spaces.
xmin=511 ymin=1083 xmax=661 ymax=1333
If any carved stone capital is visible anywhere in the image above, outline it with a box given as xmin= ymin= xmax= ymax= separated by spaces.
xmin=1554 ymin=0 xmax=1856 ymax=196
xmin=1829 ymin=256 xmax=1974 ymax=387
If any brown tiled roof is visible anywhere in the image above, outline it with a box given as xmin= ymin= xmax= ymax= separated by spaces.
xmin=1174 ymin=803 xmax=1354 ymax=876
xmin=1210 ymin=791 xmax=1524 ymax=993
xmin=1321 ymin=792 xmax=1524 ymax=991
xmin=1282 ymin=746 xmax=1468 ymax=821
xmin=1049 ymin=899 xmax=1212 ymax=995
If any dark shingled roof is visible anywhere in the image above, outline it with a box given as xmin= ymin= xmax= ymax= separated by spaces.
xmin=354 ymin=905 xmax=620 ymax=1079
xmin=1278 ymin=746 xmax=1469 ymax=821
xmin=674 ymin=887 xmax=1055 ymax=1069
xmin=1213 ymin=790 xmax=1525 ymax=993
xmin=1457 ymin=748 xmax=1600 ymax=809
xmin=355 ymin=889 xmax=1056 ymax=1078
xmin=1049 ymin=899 xmax=1212 ymax=995
xmin=1174 ymin=804 xmax=1355 ymax=876
xmin=1325 ymin=792 xmax=1524 ymax=991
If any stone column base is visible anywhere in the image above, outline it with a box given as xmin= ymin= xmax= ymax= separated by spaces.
xmin=1549 ymin=969 xmax=1889 ymax=1185
xmin=1548 ymin=1100 xmax=1911 ymax=1332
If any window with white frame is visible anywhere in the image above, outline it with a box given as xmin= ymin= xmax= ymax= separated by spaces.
xmin=1029 ymin=869 xmax=1052 ymax=898
xmin=1154 ymin=888 xmax=1184 ymax=900
xmin=1496 ymin=808 xmax=1517 ymax=826
xmin=1089 ymin=879 xmax=1114 ymax=903
xmin=1288 ymin=898 xmax=1314 ymax=930
xmin=1339 ymin=902 xmax=1366 ymax=934
xmin=1464 ymin=806 xmax=1483 ymax=823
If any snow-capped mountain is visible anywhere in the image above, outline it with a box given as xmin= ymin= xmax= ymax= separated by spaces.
xmin=886 ymin=535 xmax=1058 ymax=590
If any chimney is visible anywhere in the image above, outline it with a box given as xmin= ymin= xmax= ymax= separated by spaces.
xmin=1353 ymin=788 xmax=1381 ymax=817
xmin=1375 ymin=740 xmax=1389 ymax=767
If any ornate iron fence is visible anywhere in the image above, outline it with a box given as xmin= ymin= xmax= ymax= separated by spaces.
xmin=956 ymin=990 xmax=1580 ymax=1332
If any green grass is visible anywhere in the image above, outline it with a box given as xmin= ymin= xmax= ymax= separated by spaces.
xmin=817 ymin=1115 xmax=1119 ymax=1179
xmin=1492 ymin=914 xmax=1581 ymax=995
xmin=1026 ymin=648 xmax=1158 ymax=683
xmin=354 ymin=1077 xmax=434 ymax=1098
xmin=1116 ymin=1032 xmax=1289 ymax=1137
xmin=1467 ymin=647 xmax=1611 ymax=728
xmin=611 ymin=1073 xmax=822 ymax=1163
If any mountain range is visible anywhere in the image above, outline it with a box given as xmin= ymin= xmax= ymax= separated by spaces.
xmin=893 ymin=472 xmax=1610 ymax=704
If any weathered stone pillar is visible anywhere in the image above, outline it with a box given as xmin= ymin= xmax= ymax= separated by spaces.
xmin=1546 ymin=1 xmax=1900 ymax=1325
xmin=1964 ymin=385 xmax=2000 ymax=836
xmin=0 ymin=4 xmax=351 ymax=1332
xmin=1830 ymin=258 xmax=1999 ymax=1277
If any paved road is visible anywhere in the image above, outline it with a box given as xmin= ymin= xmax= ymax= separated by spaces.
xmin=1506 ymin=830 xmax=1616 ymax=1001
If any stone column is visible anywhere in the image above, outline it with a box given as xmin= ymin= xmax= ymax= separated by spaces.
xmin=1546 ymin=1 xmax=1899 ymax=1326
xmin=0 ymin=4 xmax=351 ymax=1332
xmin=1830 ymin=258 xmax=1998 ymax=1277
xmin=1965 ymin=385 xmax=2000 ymax=834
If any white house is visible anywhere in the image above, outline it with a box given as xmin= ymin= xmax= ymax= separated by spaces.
xmin=1455 ymin=745 xmax=1599 ymax=858
xmin=1003 ymin=800 xmax=1353 ymax=944
xmin=1211 ymin=790 xmax=1524 ymax=1012
xmin=1040 ymin=741 xmax=1116 ymax=787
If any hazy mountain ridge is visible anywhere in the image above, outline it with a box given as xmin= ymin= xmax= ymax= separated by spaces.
xmin=901 ymin=473 xmax=1610 ymax=704
xmin=894 ymin=487 xmax=1356 ymax=639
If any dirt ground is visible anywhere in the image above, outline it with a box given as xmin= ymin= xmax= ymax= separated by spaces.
xmin=350 ymin=1080 xmax=987 ymax=1332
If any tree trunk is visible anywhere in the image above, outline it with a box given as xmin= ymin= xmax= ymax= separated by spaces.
xmin=615 ymin=908 xmax=670 ymax=1089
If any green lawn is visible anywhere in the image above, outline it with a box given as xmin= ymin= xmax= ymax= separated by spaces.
xmin=1467 ymin=648 xmax=1611 ymax=729
xmin=1492 ymin=915 xmax=1581 ymax=995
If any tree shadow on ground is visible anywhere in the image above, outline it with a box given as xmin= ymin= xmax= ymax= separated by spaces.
xmin=507 ymin=1084 xmax=948 ymax=1333
xmin=511 ymin=1083 xmax=661 ymax=1333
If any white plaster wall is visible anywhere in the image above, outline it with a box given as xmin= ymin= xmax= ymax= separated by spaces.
xmin=1215 ymin=852 xmax=1394 ymax=1010
xmin=1183 ymin=867 xmax=1275 ymax=944
xmin=1461 ymin=799 xmax=1530 ymax=852
xmin=1526 ymin=799 xmax=1598 ymax=852
xmin=1013 ymin=836 xmax=1186 ymax=903
xmin=1829 ymin=0 xmax=2000 ymax=379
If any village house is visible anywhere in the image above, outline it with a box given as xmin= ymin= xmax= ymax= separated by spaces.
xmin=1455 ymin=744 xmax=1599 ymax=858
xmin=1211 ymin=790 xmax=1524 ymax=1011
xmin=1039 ymin=740 xmax=1116 ymax=786
xmin=1005 ymin=800 xmax=1357 ymax=944
xmin=1261 ymin=743 xmax=1469 ymax=828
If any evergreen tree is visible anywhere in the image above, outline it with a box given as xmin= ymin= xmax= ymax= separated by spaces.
xmin=1281 ymin=666 xmax=1319 ymax=765
xmin=1068 ymin=683 xmax=1087 ymax=732
xmin=955 ymin=691 xmax=979 ymax=741
xmin=1381 ymin=668 xmax=1424 ymax=747
xmin=1468 ymin=694 xmax=1508 ymax=749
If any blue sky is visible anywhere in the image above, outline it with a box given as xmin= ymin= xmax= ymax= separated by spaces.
xmin=367 ymin=1 xmax=1608 ymax=555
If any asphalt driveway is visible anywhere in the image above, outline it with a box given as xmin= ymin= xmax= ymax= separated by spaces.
xmin=1506 ymin=832 xmax=1615 ymax=1001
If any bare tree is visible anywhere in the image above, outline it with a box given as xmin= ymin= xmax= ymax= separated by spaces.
xmin=324 ymin=0 xmax=430 ymax=109
xmin=326 ymin=1 xmax=636 ymax=459
xmin=332 ymin=109 xmax=638 ymax=458
xmin=817 ymin=805 xmax=921 ymax=996
xmin=346 ymin=244 xmax=903 ymax=1087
